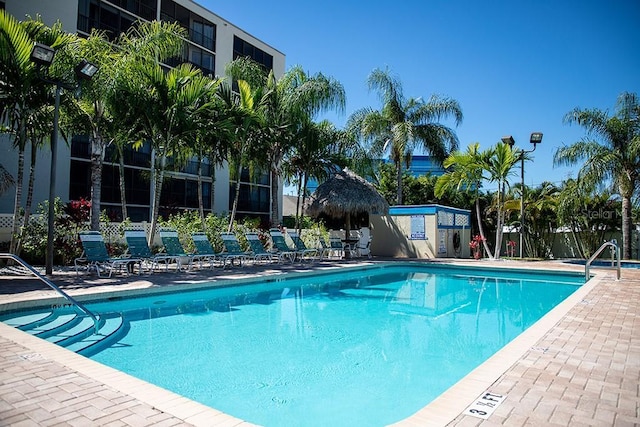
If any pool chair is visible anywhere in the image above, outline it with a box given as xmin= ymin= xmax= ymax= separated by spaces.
xmin=124 ymin=229 xmax=180 ymax=272
xmin=267 ymin=228 xmax=297 ymax=263
xmin=245 ymin=232 xmax=281 ymax=264
xmin=354 ymin=228 xmax=372 ymax=259
xmin=190 ymin=232 xmax=219 ymax=268
xmin=288 ymin=230 xmax=319 ymax=262
xmin=219 ymin=232 xmax=251 ymax=267
xmin=317 ymin=235 xmax=341 ymax=260
xmin=75 ymin=231 xmax=142 ymax=278
xmin=328 ymin=237 xmax=345 ymax=259
xmin=159 ymin=229 xmax=206 ymax=271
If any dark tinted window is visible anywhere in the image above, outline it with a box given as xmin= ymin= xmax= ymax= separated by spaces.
xmin=232 ymin=36 xmax=273 ymax=72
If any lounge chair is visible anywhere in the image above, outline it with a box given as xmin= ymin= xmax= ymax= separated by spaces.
xmin=354 ymin=227 xmax=372 ymax=258
xmin=328 ymin=236 xmax=345 ymax=259
xmin=75 ymin=231 xmax=141 ymax=278
xmin=159 ymin=229 xmax=206 ymax=271
xmin=245 ymin=232 xmax=280 ymax=264
xmin=268 ymin=228 xmax=296 ymax=263
xmin=124 ymin=229 xmax=180 ymax=272
xmin=288 ymin=230 xmax=319 ymax=262
xmin=190 ymin=232 xmax=219 ymax=268
xmin=219 ymin=232 xmax=251 ymax=267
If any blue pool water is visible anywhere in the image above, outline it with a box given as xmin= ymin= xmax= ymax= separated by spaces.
xmin=4 ymin=264 xmax=584 ymax=426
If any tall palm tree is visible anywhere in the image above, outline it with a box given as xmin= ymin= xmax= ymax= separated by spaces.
xmin=227 ymin=60 xmax=346 ymax=226
xmin=113 ymin=62 xmax=216 ymax=245
xmin=435 ymin=142 xmax=518 ymax=259
xmin=216 ymin=79 xmax=266 ymax=231
xmin=435 ymin=142 xmax=493 ymax=257
xmin=554 ymin=92 xmax=640 ymax=259
xmin=285 ymin=119 xmax=350 ymax=229
xmin=347 ymin=67 xmax=462 ymax=205
xmin=0 ymin=11 xmax=77 ymax=254
xmin=485 ymin=142 xmax=519 ymax=258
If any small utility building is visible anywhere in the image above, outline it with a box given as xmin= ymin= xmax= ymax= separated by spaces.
xmin=370 ymin=204 xmax=471 ymax=258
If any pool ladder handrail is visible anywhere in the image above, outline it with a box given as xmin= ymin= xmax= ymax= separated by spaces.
xmin=0 ymin=253 xmax=100 ymax=333
xmin=585 ymin=240 xmax=621 ymax=281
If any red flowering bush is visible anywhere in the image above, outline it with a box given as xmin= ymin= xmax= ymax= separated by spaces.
xmin=469 ymin=234 xmax=485 ymax=259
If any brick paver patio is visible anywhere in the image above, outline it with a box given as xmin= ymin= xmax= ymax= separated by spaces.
xmin=1 ymin=259 xmax=638 ymax=426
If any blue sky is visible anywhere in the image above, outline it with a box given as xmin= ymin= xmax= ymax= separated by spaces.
xmin=203 ymin=0 xmax=640 ymax=192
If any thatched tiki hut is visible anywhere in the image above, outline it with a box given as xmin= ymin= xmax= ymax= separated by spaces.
xmin=305 ymin=168 xmax=389 ymax=258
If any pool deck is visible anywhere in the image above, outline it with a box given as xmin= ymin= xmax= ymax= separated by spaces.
xmin=0 ymin=258 xmax=639 ymax=426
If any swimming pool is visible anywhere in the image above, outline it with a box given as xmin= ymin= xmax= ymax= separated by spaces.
xmin=1 ymin=264 xmax=584 ymax=426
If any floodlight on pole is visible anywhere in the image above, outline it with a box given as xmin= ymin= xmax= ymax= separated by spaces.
xmin=30 ymin=42 xmax=99 ymax=275
xmin=501 ymin=132 xmax=543 ymax=259
xmin=30 ymin=43 xmax=55 ymax=66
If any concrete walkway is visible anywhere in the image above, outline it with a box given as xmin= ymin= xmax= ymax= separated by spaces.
xmin=0 ymin=259 xmax=638 ymax=426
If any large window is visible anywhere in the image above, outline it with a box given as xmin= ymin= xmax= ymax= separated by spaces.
xmin=189 ymin=46 xmax=214 ymax=76
xmin=161 ymin=0 xmax=216 ymax=52
xmin=160 ymin=177 xmax=211 ymax=210
xmin=190 ymin=19 xmax=215 ymax=51
xmin=109 ymin=0 xmax=156 ymax=21
xmin=233 ymin=36 xmax=273 ymax=71
xmin=77 ymin=0 xmax=138 ymax=39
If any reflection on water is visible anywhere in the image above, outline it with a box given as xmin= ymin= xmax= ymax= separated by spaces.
xmin=79 ymin=267 xmax=580 ymax=427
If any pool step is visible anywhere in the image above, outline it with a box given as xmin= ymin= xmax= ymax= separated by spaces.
xmin=1 ymin=309 xmax=126 ymax=355
xmin=70 ymin=315 xmax=129 ymax=356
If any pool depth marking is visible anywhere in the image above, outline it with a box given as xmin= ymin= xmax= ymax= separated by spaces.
xmin=464 ymin=390 xmax=505 ymax=419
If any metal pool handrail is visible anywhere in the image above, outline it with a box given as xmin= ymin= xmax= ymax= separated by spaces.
xmin=0 ymin=253 xmax=99 ymax=333
xmin=585 ymin=240 xmax=621 ymax=281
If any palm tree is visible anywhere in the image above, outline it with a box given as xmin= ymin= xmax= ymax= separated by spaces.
xmin=435 ymin=142 xmax=493 ymax=257
xmin=484 ymin=142 xmax=519 ymax=259
xmin=554 ymin=92 xmax=640 ymax=259
xmin=113 ymin=62 xmax=216 ymax=245
xmin=435 ymin=142 xmax=518 ymax=259
xmin=216 ymin=79 xmax=266 ymax=231
xmin=285 ymin=119 xmax=349 ymax=229
xmin=347 ymin=67 xmax=462 ymax=205
xmin=228 ymin=60 xmax=347 ymax=226
xmin=0 ymin=11 xmax=77 ymax=254
xmin=179 ymin=77 xmax=228 ymax=229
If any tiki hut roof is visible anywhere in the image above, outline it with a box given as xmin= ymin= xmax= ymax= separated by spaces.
xmin=0 ymin=164 xmax=15 ymax=196
xmin=305 ymin=168 xmax=389 ymax=218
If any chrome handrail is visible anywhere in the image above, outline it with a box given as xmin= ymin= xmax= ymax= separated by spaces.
xmin=0 ymin=253 xmax=99 ymax=333
xmin=585 ymin=240 xmax=621 ymax=281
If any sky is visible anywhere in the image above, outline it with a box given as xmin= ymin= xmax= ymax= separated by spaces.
xmin=202 ymin=0 xmax=640 ymax=193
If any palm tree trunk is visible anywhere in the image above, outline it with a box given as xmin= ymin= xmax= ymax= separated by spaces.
xmin=270 ymin=168 xmax=280 ymax=227
xmin=89 ymin=133 xmax=105 ymax=231
xmin=475 ymin=196 xmax=493 ymax=259
xmin=228 ymin=164 xmax=243 ymax=233
xmin=9 ymin=147 xmax=25 ymax=254
xmin=300 ymin=174 xmax=310 ymax=235
xmin=396 ymin=162 xmax=403 ymax=205
xmin=15 ymin=142 xmax=38 ymax=257
xmin=294 ymin=175 xmax=303 ymax=230
xmin=117 ymin=145 xmax=128 ymax=221
xmin=622 ymin=195 xmax=631 ymax=259
xmin=196 ymin=151 xmax=205 ymax=230
xmin=148 ymin=156 xmax=166 ymax=248
xmin=493 ymin=183 xmax=504 ymax=260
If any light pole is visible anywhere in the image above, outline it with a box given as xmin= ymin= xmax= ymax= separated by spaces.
xmin=501 ymin=132 xmax=543 ymax=259
xmin=30 ymin=43 xmax=99 ymax=275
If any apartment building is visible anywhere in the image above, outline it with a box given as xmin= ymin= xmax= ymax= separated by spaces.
xmin=0 ymin=0 xmax=285 ymax=223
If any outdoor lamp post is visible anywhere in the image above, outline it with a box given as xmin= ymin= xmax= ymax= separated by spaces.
xmin=501 ymin=132 xmax=543 ymax=259
xmin=30 ymin=43 xmax=98 ymax=275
